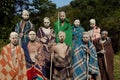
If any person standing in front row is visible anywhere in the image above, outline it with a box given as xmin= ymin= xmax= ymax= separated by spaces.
xmin=0 ymin=32 xmax=27 ymax=80
xmin=54 ymin=11 xmax=72 ymax=47
xmin=94 ymin=31 xmax=114 ymax=80
xmin=15 ymin=9 xmax=34 ymax=46
xmin=51 ymin=31 xmax=72 ymax=80
xmin=22 ymin=30 xmax=47 ymax=80
xmin=72 ymin=32 xmax=99 ymax=80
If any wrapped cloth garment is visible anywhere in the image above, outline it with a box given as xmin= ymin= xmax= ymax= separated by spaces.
xmin=22 ymin=41 xmax=46 ymax=80
xmin=72 ymin=41 xmax=99 ymax=80
xmin=0 ymin=44 xmax=27 ymax=80
xmin=53 ymin=46 xmax=72 ymax=80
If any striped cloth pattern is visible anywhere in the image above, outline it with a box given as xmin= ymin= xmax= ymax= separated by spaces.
xmin=72 ymin=41 xmax=99 ymax=80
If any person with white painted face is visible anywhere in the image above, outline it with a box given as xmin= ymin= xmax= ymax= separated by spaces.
xmin=22 ymin=30 xmax=47 ymax=80
xmin=54 ymin=11 xmax=72 ymax=47
xmin=88 ymin=19 xmax=101 ymax=43
xmin=51 ymin=31 xmax=72 ymax=80
xmin=37 ymin=17 xmax=55 ymax=79
xmin=0 ymin=32 xmax=27 ymax=80
xmin=72 ymin=19 xmax=85 ymax=55
xmin=15 ymin=10 xmax=34 ymax=46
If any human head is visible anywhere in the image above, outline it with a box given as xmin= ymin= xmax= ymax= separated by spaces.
xmin=74 ymin=19 xmax=80 ymax=27
xmin=59 ymin=11 xmax=66 ymax=21
xmin=9 ymin=32 xmax=19 ymax=46
xmin=43 ymin=17 xmax=50 ymax=28
xmin=89 ymin=19 xmax=96 ymax=28
xmin=22 ymin=10 xmax=29 ymax=20
xmin=82 ymin=32 xmax=90 ymax=43
xmin=28 ymin=30 xmax=36 ymax=42
xmin=58 ymin=31 xmax=66 ymax=43
xmin=101 ymin=31 xmax=108 ymax=39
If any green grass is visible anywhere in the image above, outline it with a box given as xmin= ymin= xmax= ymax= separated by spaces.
xmin=114 ymin=53 xmax=120 ymax=80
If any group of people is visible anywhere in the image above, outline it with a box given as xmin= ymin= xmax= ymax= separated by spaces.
xmin=0 ymin=9 xmax=114 ymax=80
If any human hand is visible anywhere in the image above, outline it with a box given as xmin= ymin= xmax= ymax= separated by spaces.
xmin=100 ymin=50 xmax=106 ymax=53
xmin=86 ymin=49 xmax=90 ymax=54
xmin=19 ymin=33 xmax=23 ymax=38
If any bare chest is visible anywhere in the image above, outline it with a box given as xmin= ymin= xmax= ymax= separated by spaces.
xmin=54 ymin=43 xmax=67 ymax=58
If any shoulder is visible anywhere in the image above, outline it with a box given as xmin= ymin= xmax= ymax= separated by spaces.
xmin=95 ymin=26 xmax=101 ymax=30
xmin=37 ymin=27 xmax=43 ymax=32
xmin=79 ymin=26 xmax=84 ymax=30
xmin=17 ymin=45 xmax=23 ymax=50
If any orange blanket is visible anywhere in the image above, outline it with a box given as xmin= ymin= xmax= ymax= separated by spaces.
xmin=0 ymin=44 xmax=27 ymax=80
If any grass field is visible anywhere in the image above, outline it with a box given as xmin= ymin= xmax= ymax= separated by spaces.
xmin=0 ymin=40 xmax=120 ymax=80
xmin=114 ymin=53 xmax=120 ymax=80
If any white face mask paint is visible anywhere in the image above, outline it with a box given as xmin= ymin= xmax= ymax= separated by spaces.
xmin=10 ymin=32 xmax=18 ymax=46
xmin=90 ymin=19 xmax=96 ymax=28
xmin=59 ymin=12 xmax=66 ymax=21
xmin=44 ymin=18 xmax=50 ymax=27
xmin=22 ymin=10 xmax=29 ymax=20
xmin=58 ymin=31 xmax=66 ymax=43
xmin=74 ymin=19 xmax=80 ymax=27
xmin=28 ymin=31 xmax=36 ymax=41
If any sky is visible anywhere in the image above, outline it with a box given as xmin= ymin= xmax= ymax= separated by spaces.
xmin=50 ymin=0 xmax=72 ymax=8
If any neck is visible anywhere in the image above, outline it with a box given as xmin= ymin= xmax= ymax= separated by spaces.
xmin=59 ymin=42 xmax=64 ymax=44
xmin=61 ymin=20 xmax=65 ymax=23
xmin=30 ymin=40 xmax=35 ymax=43
xmin=102 ymin=37 xmax=106 ymax=40
xmin=23 ymin=19 xmax=28 ymax=21
xmin=10 ymin=43 xmax=16 ymax=48
xmin=94 ymin=26 xmax=97 ymax=29
xmin=44 ymin=27 xmax=50 ymax=29
xmin=84 ymin=41 xmax=88 ymax=45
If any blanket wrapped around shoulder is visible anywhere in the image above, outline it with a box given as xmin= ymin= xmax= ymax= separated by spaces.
xmin=72 ymin=42 xmax=99 ymax=80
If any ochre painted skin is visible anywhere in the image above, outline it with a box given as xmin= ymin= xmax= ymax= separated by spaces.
xmin=27 ymin=41 xmax=42 ymax=62
xmin=28 ymin=31 xmax=43 ymax=63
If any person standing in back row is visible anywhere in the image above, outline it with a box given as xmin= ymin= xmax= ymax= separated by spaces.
xmin=15 ymin=9 xmax=34 ymax=46
xmin=37 ymin=17 xmax=55 ymax=79
xmin=88 ymin=19 xmax=101 ymax=43
xmin=54 ymin=11 xmax=72 ymax=47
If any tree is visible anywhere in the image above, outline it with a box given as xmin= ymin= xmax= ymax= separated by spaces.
xmin=30 ymin=0 xmax=56 ymax=30
xmin=0 ymin=0 xmax=16 ymax=39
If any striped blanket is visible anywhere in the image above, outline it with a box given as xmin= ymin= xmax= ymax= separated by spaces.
xmin=72 ymin=41 xmax=99 ymax=80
